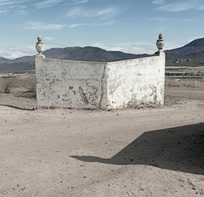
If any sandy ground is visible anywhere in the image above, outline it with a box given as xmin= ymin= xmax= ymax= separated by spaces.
xmin=0 ymin=88 xmax=204 ymax=197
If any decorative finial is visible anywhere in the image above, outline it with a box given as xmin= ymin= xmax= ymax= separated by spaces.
xmin=35 ymin=35 xmax=44 ymax=56
xmin=159 ymin=33 xmax=163 ymax=40
xmin=156 ymin=33 xmax=164 ymax=54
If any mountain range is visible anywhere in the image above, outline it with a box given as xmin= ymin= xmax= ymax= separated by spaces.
xmin=0 ymin=38 xmax=204 ymax=72
xmin=0 ymin=47 xmax=148 ymax=72
xmin=165 ymin=38 xmax=204 ymax=67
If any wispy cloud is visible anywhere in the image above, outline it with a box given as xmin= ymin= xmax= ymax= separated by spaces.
xmin=69 ymin=21 xmax=115 ymax=28
xmin=0 ymin=0 xmax=15 ymax=6
xmin=66 ymin=7 xmax=121 ymax=19
xmin=44 ymin=36 xmax=55 ymax=41
xmin=0 ymin=45 xmax=36 ymax=59
xmin=147 ymin=17 xmax=170 ymax=21
xmin=147 ymin=17 xmax=192 ymax=22
xmin=152 ymin=0 xmax=165 ymax=5
xmin=70 ymin=0 xmax=88 ymax=4
xmin=35 ymin=0 xmax=63 ymax=9
xmin=92 ymin=42 xmax=157 ymax=55
xmin=0 ymin=0 xmax=27 ymax=15
xmin=0 ymin=0 xmax=25 ymax=6
xmin=0 ymin=10 xmax=7 ymax=14
xmin=198 ymin=6 xmax=204 ymax=10
xmin=25 ymin=22 xmax=67 ymax=30
xmin=92 ymin=40 xmax=182 ymax=55
xmin=157 ymin=2 xmax=198 ymax=12
xmin=187 ymin=36 xmax=204 ymax=43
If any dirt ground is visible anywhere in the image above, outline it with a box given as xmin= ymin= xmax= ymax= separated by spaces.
xmin=0 ymin=82 xmax=204 ymax=196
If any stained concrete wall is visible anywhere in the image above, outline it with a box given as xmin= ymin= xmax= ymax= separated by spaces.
xmin=35 ymin=52 xmax=165 ymax=109
xmin=35 ymin=56 xmax=107 ymax=109
xmin=106 ymin=52 xmax=165 ymax=109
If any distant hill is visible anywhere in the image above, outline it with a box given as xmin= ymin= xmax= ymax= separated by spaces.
xmin=44 ymin=46 xmax=147 ymax=62
xmin=165 ymin=38 xmax=204 ymax=67
xmin=0 ymin=46 xmax=148 ymax=72
xmin=0 ymin=57 xmax=9 ymax=63
xmin=1 ymin=38 xmax=204 ymax=72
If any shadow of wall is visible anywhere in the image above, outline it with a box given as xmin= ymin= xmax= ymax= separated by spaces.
xmin=72 ymin=123 xmax=204 ymax=175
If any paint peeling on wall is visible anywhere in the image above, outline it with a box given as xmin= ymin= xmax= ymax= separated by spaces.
xmin=35 ymin=52 xmax=165 ymax=109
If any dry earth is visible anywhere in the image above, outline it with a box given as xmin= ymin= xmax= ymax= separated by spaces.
xmin=0 ymin=76 xmax=204 ymax=197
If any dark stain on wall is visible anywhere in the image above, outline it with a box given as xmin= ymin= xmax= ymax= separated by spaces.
xmin=79 ymin=87 xmax=89 ymax=104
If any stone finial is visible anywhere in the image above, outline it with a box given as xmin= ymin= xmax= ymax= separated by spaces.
xmin=35 ymin=35 xmax=44 ymax=56
xmin=159 ymin=33 xmax=163 ymax=40
xmin=156 ymin=33 xmax=164 ymax=53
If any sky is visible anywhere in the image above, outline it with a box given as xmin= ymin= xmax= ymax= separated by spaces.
xmin=0 ymin=0 xmax=204 ymax=59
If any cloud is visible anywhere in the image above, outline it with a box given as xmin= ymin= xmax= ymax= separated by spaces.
xmin=25 ymin=22 xmax=67 ymax=30
xmin=152 ymin=0 xmax=165 ymax=5
xmin=69 ymin=23 xmax=85 ymax=28
xmin=35 ymin=0 xmax=63 ymax=9
xmin=197 ymin=6 xmax=204 ymax=10
xmin=0 ymin=0 xmax=26 ymax=7
xmin=187 ymin=36 xmax=204 ymax=43
xmin=121 ymin=43 xmax=157 ymax=55
xmin=147 ymin=17 xmax=192 ymax=22
xmin=157 ymin=2 xmax=197 ymax=12
xmin=0 ymin=45 xmax=36 ymax=59
xmin=0 ymin=9 xmax=8 ymax=14
xmin=92 ymin=42 xmax=157 ymax=55
xmin=66 ymin=7 xmax=121 ymax=19
xmin=0 ymin=0 xmax=20 ymax=6
xmin=71 ymin=0 xmax=88 ymax=4
xmin=44 ymin=36 xmax=55 ymax=41
xmin=69 ymin=21 xmax=115 ymax=28
xmin=147 ymin=17 xmax=170 ymax=21
xmin=0 ymin=0 xmax=27 ymax=15
xmin=92 ymin=41 xmax=182 ymax=55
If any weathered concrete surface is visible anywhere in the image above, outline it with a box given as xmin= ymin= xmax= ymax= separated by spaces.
xmin=35 ymin=53 xmax=165 ymax=109
xmin=35 ymin=56 xmax=107 ymax=109
xmin=106 ymin=53 xmax=165 ymax=109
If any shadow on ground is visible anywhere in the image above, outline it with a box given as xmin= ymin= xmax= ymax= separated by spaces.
xmin=71 ymin=123 xmax=204 ymax=175
xmin=0 ymin=104 xmax=35 ymax=111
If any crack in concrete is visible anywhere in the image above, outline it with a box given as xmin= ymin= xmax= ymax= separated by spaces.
xmin=79 ymin=87 xmax=89 ymax=104
xmin=99 ymin=64 xmax=107 ymax=109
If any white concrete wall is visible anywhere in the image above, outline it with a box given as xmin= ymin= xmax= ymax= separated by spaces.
xmin=106 ymin=53 xmax=165 ymax=109
xmin=35 ymin=56 xmax=107 ymax=109
xmin=35 ymin=52 xmax=165 ymax=109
